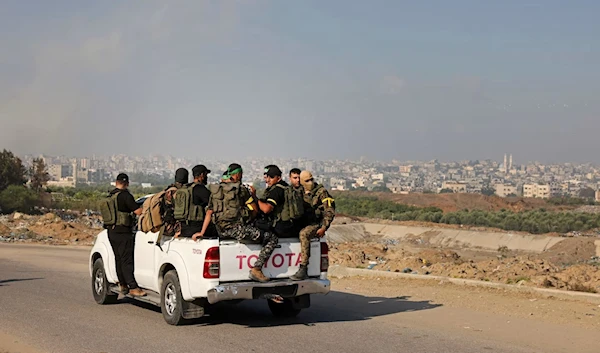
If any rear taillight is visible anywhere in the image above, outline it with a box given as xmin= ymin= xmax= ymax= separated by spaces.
xmin=320 ymin=242 xmax=329 ymax=272
xmin=203 ymin=247 xmax=220 ymax=279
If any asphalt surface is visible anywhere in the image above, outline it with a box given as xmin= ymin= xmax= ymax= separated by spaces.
xmin=0 ymin=243 xmax=593 ymax=353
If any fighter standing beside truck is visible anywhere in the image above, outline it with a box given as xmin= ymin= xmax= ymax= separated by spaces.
xmin=103 ymin=173 xmax=146 ymax=297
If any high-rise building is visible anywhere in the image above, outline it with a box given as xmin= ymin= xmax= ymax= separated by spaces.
xmin=503 ymin=154 xmax=507 ymax=173
xmin=47 ymin=164 xmax=62 ymax=181
xmin=509 ymin=154 xmax=513 ymax=171
xmin=72 ymin=161 xmax=78 ymax=186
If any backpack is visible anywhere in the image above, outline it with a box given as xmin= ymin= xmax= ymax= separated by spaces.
xmin=138 ymin=186 xmax=178 ymax=233
xmin=99 ymin=190 xmax=132 ymax=228
xmin=173 ymin=183 xmax=205 ymax=223
xmin=208 ymin=182 xmax=248 ymax=227
xmin=274 ymin=184 xmax=305 ymax=222
xmin=99 ymin=192 xmax=119 ymax=227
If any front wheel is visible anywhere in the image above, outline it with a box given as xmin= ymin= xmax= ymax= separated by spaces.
xmin=160 ymin=270 xmax=188 ymax=326
xmin=267 ymin=298 xmax=302 ymax=318
xmin=92 ymin=258 xmax=118 ymax=305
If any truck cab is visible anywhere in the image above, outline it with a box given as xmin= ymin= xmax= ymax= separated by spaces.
xmin=89 ymin=196 xmax=331 ymax=325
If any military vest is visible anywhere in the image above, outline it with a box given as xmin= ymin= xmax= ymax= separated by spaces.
xmin=99 ymin=190 xmax=133 ymax=228
xmin=267 ymin=183 xmax=304 ymax=224
xmin=173 ymin=182 xmax=205 ymax=223
xmin=304 ymin=184 xmax=329 ymax=220
xmin=208 ymin=181 xmax=249 ymax=230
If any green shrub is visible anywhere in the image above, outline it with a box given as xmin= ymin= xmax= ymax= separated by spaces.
xmin=0 ymin=185 xmax=40 ymax=213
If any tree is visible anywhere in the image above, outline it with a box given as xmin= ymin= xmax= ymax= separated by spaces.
xmin=29 ymin=158 xmax=50 ymax=192
xmin=371 ymin=185 xmax=391 ymax=193
xmin=579 ymin=187 xmax=596 ymax=199
xmin=481 ymin=187 xmax=495 ymax=196
xmin=0 ymin=185 xmax=39 ymax=213
xmin=439 ymin=188 xmax=454 ymax=194
xmin=0 ymin=149 xmax=27 ymax=192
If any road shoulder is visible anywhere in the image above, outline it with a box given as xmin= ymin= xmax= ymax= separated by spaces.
xmin=0 ymin=331 xmax=44 ymax=353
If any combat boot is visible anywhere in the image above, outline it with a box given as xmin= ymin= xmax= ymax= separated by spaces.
xmin=119 ymin=283 xmax=129 ymax=295
xmin=249 ymin=267 xmax=270 ymax=283
xmin=129 ymin=288 xmax=147 ymax=297
xmin=290 ymin=265 xmax=308 ymax=281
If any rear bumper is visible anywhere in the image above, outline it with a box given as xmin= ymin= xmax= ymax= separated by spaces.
xmin=207 ymin=278 xmax=331 ymax=304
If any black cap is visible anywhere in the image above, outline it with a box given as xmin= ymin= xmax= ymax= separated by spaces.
xmin=263 ymin=165 xmax=276 ymax=174
xmin=264 ymin=165 xmax=282 ymax=178
xmin=116 ymin=173 xmax=129 ymax=183
xmin=192 ymin=165 xmax=211 ymax=177
xmin=175 ymin=168 xmax=189 ymax=184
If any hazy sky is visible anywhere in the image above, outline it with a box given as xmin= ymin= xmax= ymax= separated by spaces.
xmin=1 ymin=0 xmax=599 ymax=164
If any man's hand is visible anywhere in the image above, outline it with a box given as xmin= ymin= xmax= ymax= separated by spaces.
xmin=248 ymin=185 xmax=256 ymax=196
xmin=192 ymin=232 xmax=204 ymax=241
xmin=316 ymin=228 xmax=326 ymax=237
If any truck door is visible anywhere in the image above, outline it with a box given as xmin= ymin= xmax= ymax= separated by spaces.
xmin=133 ymin=230 xmax=159 ymax=289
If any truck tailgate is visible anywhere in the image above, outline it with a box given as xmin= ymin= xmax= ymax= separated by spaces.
xmin=219 ymin=238 xmax=321 ymax=282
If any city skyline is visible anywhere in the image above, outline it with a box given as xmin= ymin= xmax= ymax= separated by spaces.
xmin=15 ymin=152 xmax=600 ymax=201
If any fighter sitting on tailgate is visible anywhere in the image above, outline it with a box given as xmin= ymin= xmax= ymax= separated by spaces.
xmin=194 ymin=163 xmax=278 ymax=283
xmin=290 ymin=170 xmax=336 ymax=281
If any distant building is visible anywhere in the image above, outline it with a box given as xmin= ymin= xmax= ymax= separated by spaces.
xmin=595 ymin=190 xmax=600 ymax=203
xmin=494 ymin=184 xmax=518 ymax=197
xmin=371 ymin=173 xmax=384 ymax=181
xmin=523 ymin=184 xmax=550 ymax=199
xmin=399 ymin=165 xmax=412 ymax=174
xmin=47 ymin=164 xmax=62 ymax=181
xmin=47 ymin=177 xmax=76 ymax=188
xmin=441 ymin=181 xmax=467 ymax=193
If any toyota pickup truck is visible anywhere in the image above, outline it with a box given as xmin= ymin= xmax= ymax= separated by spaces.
xmin=89 ymin=196 xmax=331 ymax=325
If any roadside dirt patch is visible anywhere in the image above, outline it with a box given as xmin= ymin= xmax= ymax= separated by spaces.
xmin=534 ymin=265 xmax=600 ymax=293
xmin=0 ymin=222 xmax=10 ymax=235
xmin=538 ymin=238 xmax=597 ymax=266
xmin=28 ymin=219 xmax=95 ymax=242
xmin=1 ymin=212 xmax=101 ymax=244
xmin=0 ymin=331 xmax=43 ymax=353
xmin=329 ymin=241 xmax=600 ymax=293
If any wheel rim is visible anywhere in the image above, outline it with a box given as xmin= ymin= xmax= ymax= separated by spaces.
xmin=164 ymin=283 xmax=177 ymax=316
xmin=94 ymin=268 xmax=104 ymax=295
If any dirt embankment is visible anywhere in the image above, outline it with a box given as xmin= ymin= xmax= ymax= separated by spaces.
xmin=0 ymin=212 xmax=102 ymax=245
xmin=329 ymin=238 xmax=600 ymax=293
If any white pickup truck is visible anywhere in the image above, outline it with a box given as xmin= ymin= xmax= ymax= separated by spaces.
xmin=89 ymin=196 xmax=331 ymax=325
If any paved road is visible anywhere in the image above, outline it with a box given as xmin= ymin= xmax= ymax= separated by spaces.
xmin=0 ymin=244 xmax=593 ymax=353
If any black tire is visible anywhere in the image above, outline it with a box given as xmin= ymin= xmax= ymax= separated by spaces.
xmin=267 ymin=298 xmax=302 ymax=318
xmin=160 ymin=270 xmax=188 ymax=326
xmin=92 ymin=258 xmax=118 ymax=305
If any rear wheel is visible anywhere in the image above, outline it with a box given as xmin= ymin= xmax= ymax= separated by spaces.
xmin=160 ymin=270 xmax=188 ymax=326
xmin=267 ymin=298 xmax=302 ymax=318
xmin=92 ymin=258 xmax=118 ymax=305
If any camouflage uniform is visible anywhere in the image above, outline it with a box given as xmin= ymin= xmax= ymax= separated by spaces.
xmin=209 ymin=181 xmax=278 ymax=269
xmin=221 ymin=224 xmax=278 ymax=268
xmin=298 ymin=183 xmax=335 ymax=266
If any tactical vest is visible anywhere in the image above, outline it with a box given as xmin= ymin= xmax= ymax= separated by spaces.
xmin=304 ymin=184 xmax=329 ymax=220
xmin=269 ymin=183 xmax=304 ymax=224
xmin=208 ymin=181 xmax=249 ymax=229
xmin=99 ymin=191 xmax=133 ymax=228
xmin=173 ymin=182 xmax=205 ymax=223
